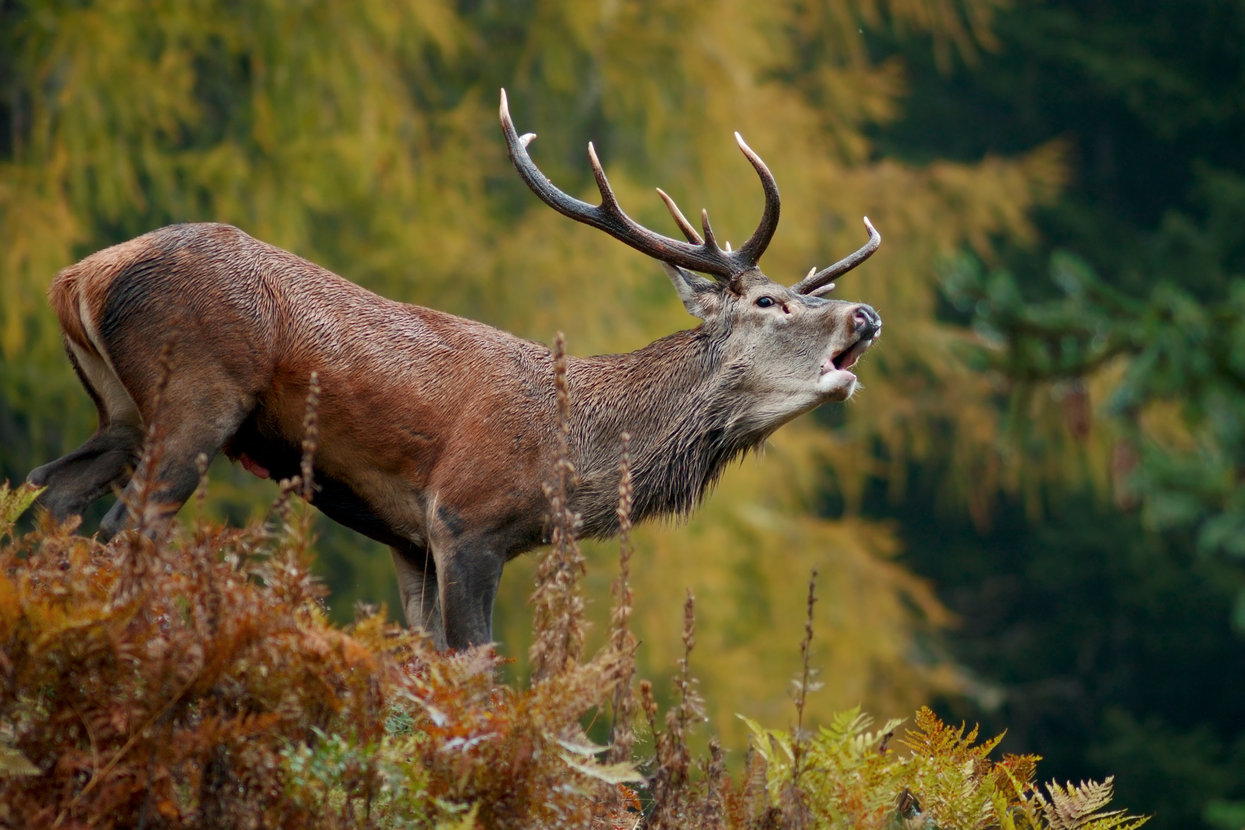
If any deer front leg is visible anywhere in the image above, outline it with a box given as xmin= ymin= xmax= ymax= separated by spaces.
xmin=435 ymin=542 xmax=505 ymax=651
xmin=427 ymin=503 xmax=505 ymax=651
xmin=390 ymin=543 xmax=446 ymax=650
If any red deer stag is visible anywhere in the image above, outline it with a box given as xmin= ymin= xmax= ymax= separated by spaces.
xmin=28 ymin=90 xmax=882 ymax=650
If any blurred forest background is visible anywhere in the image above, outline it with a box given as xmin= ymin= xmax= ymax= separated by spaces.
xmin=1 ymin=1 xmax=1242 ymax=827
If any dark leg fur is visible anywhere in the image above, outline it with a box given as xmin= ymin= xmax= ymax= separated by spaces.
xmin=99 ymin=420 xmax=238 ymax=540
xmin=436 ymin=542 xmax=505 ymax=651
xmin=390 ymin=544 xmax=447 ymax=650
xmin=27 ymin=422 xmax=144 ymax=525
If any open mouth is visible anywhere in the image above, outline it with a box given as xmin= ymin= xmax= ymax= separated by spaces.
xmin=822 ymin=334 xmax=877 ymax=375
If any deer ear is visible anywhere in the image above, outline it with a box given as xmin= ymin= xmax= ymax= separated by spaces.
xmin=662 ymin=263 xmax=722 ymax=320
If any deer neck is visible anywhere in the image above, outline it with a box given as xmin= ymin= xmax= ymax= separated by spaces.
xmin=564 ymin=326 xmax=767 ymax=538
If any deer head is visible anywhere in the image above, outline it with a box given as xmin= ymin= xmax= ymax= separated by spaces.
xmin=498 ymin=90 xmax=883 ymax=543
xmin=499 ymin=90 xmax=881 ymax=430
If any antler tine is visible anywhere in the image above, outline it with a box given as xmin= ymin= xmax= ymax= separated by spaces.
xmin=652 ymin=191 xmax=724 ymax=253
xmin=731 ymin=132 xmax=781 ymax=265
xmin=500 ymin=89 xmax=601 ymax=224
xmin=586 ymin=141 xmax=620 ymax=213
xmin=791 ymin=217 xmax=881 ymax=295
xmin=700 ymin=209 xmax=720 ymax=251
xmin=500 ymin=89 xmax=778 ymax=280
xmin=656 ymin=188 xmax=702 ymax=244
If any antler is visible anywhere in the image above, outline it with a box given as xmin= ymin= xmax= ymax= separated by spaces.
xmin=790 ymin=217 xmax=881 ymax=296
xmin=500 ymin=89 xmax=780 ymax=280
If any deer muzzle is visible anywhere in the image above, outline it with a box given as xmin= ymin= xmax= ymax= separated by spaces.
xmin=831 ymin=304 xmax=881 ymax=369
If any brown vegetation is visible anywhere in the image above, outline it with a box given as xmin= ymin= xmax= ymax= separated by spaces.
xmin=0 ymin=464 xmax=1143 ymax=828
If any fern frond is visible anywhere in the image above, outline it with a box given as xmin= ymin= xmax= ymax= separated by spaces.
xmin=903 ymin=705 xmax=1004 ymax=764
xmin=1047 ymin=777 xmax=1114 ymax=825
xmin=1039 ymin=777 xmax=1150 ymax=830
xmin=0 ymin=482 xmax=43 ymax=537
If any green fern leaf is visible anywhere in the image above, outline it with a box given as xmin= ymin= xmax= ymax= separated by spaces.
xmin=0 ymin=482 xmax=42 ymax=537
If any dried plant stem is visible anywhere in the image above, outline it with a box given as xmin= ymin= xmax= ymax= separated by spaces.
xmin=793 ymin=569 xmax=819 ymax=752
xmin=646 ymin=591 xmax=704 ymax=830
xmin=673 ymin=589 xmax=700 ymax=741
xmin=780 ymin=569 xmax=820 ymax=829
xmin=128 ymin=340 xmax=176 ymax=543
xmin=530 ymin=333 xmax=586 ymax=682
xmin=192 ymin=451 xmax=210 ymax=519
xmin=607 ymin=432 xmax=638 ymax=764
xmin=265 ymin=372 xmax=321 ymax=553
xmin=697 ymin=738 xmax=727 ymax=828
xmin=611 ymin=433 xmax=635 ymax=651
xmin=293 ymin=371 xmax=321 ymax=552
xmin=300 ymin=371 xmax=321 ymax=503
xmin=115 ymin=340 xmax=176 ymax=602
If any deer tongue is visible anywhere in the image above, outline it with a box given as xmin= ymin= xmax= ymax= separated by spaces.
xmin=830 ymin=337 xmax=873 ymax=372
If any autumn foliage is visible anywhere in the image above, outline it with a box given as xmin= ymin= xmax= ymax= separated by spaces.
xmin=0 ymin=478 xmax=1142 ymax=829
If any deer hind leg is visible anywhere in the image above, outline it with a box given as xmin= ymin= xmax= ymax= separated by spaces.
xmin=85 ymin=331 xmax=260 ymax=540
xmin=390 ymin=543 xmax=446 ymax=650
xmin=98 ymin=387 xmax=254 ymax=541
xmin=28 ymin=339 xmax=144 ymax=525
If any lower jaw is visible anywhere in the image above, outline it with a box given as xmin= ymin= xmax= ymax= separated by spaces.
xmin=817 ymin=369 xmax=858 ymax=400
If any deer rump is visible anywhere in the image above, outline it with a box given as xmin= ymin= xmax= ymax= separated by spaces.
xmin=28 ymin=92 xmax=882 ymax=651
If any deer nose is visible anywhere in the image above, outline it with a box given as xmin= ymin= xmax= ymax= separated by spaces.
xmin=852 ymin=304 xmax=881 ymax=338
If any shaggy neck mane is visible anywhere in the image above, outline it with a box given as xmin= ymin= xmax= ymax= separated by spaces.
xmin=565 ymin=326 xmax=771 ymax=538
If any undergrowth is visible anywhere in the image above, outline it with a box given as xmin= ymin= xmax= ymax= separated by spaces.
xmin=0 ymin=374 xmax=1147 ymax=830
xmin=0 ymin=476 xmax=1149 ymax=829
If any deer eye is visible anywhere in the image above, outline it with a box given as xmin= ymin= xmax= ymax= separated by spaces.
xmin=755 ymin=296 xmax=777 ymax=309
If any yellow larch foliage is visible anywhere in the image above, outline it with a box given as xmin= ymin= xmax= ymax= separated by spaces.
xmin=1 ymin=0 xmax=1063 ymax=747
